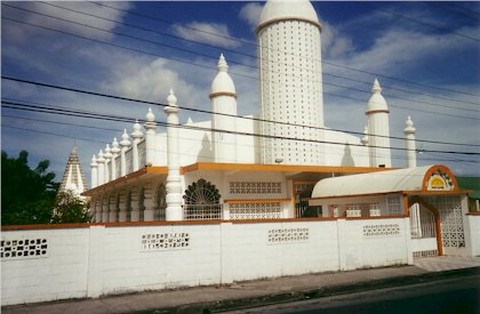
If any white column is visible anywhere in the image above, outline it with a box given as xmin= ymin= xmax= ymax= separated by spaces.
xmin=90 ymin=155 xmax=98 ymax=189
xmin=144 ymin=108 xmax=157 ymax=167
xmin=164 ymin=90 xmax=183 ymax=221
xmin=404 ymin=116 xmax=417 ymax=168
xmin=110 ymin=138 xmax=120 ymax=180
xmin=120 ymin=129 xmax=131 ymax=177
xmin=118 ymin=189 xmax=128 ymax=222
xmin=131 ymin=120 xmax=144 ymax=171
xmin=108 ymin=193 xmax=118 ymax=222
xmin=130 ymin=185 xmax=141 ymax=222
xmin=96 ymin=150 xmax=105 ymax=186
xmin=103 ymin=144 xmax=112 ymax=182
xmin=102 ymin=194 xmax=109 ymax=223
xmin=143 ymin=181 xmax=156 ymax=221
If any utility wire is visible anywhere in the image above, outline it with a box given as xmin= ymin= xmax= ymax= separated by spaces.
xmin=3 ymin=92 xmax=480 ymax=157
xmin=3 ymin=14 xmax=479 ymax=119
xmin=20 ymin=1 xmax=480 ymax=110
xmin=3 ymin=77 xmax=480 ymax=149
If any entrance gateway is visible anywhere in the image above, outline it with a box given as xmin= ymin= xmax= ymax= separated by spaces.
xmin=309 ymin=164 xmax=470 ymax=258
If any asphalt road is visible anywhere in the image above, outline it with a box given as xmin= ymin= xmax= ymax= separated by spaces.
xmin=224 ymin=274 xmax=480 ymax=314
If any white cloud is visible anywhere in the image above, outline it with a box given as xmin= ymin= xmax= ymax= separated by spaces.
xmin=171 ymin=22 xmax=241 ymax=48
xmin=239 ymin=2 xmax=263 ymax=28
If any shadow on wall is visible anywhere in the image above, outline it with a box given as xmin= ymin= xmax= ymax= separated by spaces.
xmin=341 ymin=144 xmax=355 ymax=167
xmin=197 ymin=134 xmax=213 ymax=162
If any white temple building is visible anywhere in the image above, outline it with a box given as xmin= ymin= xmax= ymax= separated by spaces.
xmin=2 ymin=0 xmax=479 ymax=306
xmin=82 ymin=0 xmax=477 ymax=258
xmin=58 ymin=145 xmax=88 ymax=198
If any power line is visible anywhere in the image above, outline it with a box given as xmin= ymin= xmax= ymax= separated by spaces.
xmin=3 ymin=77 xmax=480 ymax=150
xmin=27 ymin=1 xmax=480 ymax=110
xmin=3 ymin=89 xmax=480 ymax=157
xmin=88 ymin=0 xmax=480 ymax=99
xmin=3 ymin=13 xmax=479 ymax=120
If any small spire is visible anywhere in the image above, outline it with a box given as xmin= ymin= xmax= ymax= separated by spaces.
xmin=146 ymin=107 xmax=155 ymax=122
xmin=218 ymin=53 xmax=229 ymax=72
xmin=372 ymin=78 xmax=382 ymax=94
xmin=111 ymin=137 xmax=120 ymax=154
xmin=404 ymin=116 xmax=416 ymax=134
xmin=167 ymin=89 xmax=177 ymax=107
xmin=90 ymin=154 xmax=98 ymax=167
xmin=120 ymin=129 xmax=131 ymax=147
xmin=104 ymin=144 xmax=112 ymax=159
xmin=97 ymin=149 xmax=105 ymax=162
xmin=186 ymin=116 xmax=193 ymax=125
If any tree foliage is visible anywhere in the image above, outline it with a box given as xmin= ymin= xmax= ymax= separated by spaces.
xmin=51 ymin=191 xmax=91 ymax=224
xmin=1 ymin=150 xmax=59 ymax=225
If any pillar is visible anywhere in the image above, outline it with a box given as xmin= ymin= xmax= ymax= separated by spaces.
xmin=164 ymin=89 xmax=184 ymax=221
xmin=404 ymin=116 xmax=417 ymax=168
xmin=118 ymin=189 xmax=128 ymax=222
xmin=111 ymin=138 xmax=120 ymax=180
xmin=104 ymin=144 xmax=112 ymax=182
xmin=131 ymin=120 xmax=144 ymax=171
xmin=97 ymin=150 xmax=105 ymax=186
xmin=90 ymin=155 xmax=98 ymax=189
xmin=144 ymin=108 xmax=157 ymax=167
xmin=120 ymin=129 xmax=131 ymax=177
xmin=108 ymin=193 xmax=118 ymax=222
xmin=102 ymin=194 xmax=110 ymax=223
xmin=143 ymin=181 xmax=156 ymax=221
xmin=130 ymin=185 xmax=141 ymax=222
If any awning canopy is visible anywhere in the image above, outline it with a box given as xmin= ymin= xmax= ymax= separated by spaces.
xmin=311 ymin=164 xmax=460 ymax=199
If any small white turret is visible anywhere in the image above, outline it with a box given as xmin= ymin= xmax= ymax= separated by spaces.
xmin=110 ymin=138 xmax=120 ymax=180
xmin=120 ymin=129 xmax=131 ymax=177
xmin=404 ymin=116 xmax=417 ymax=168
xmin=97 ymin=149 xmax=105 ymax=185
xmin=90 ymin=154 xmax=98 ymax=188
xmin=131 ymin=120 xmax=144 ymax=171
xmin=210 ymin=54 xmax=238 ymax=163
xmin=144 ymin=108 xmax=157 ymax=167
xmin=104 ymin=144 xmax=112 ymax=182
xmin=366 ymin=79 xmax=391 ymax=167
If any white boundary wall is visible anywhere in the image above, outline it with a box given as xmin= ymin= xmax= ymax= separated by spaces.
xmin=466 ymin=214 xmax=480 ymax=256
xmin=1 ymin=218 xmax=411 ymax=306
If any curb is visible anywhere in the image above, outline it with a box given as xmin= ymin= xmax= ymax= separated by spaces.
xmin=142 ymin=267 xmax=480 ymax=314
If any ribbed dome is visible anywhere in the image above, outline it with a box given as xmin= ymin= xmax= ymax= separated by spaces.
xmin=210 ymin=54 xmax=236 ymax=96
xmin=257 ymin=0 xmax=320 ymax=31
xmin=366 ymin=79 xmax=389 ymax=113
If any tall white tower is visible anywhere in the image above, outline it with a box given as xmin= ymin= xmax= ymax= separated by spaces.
xmin=59 ymin=145 xmax=88 ymax=197
xmin=366 ymin=79 xmax=392 ymax=167
xmin=210 ymin=54 xmax=238 ymax=163
xmin=257 ymin=0 xmax=324 ymax=165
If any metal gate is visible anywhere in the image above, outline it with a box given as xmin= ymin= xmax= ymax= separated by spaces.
xmin=410 ymin=203 xmax=438 ymax=258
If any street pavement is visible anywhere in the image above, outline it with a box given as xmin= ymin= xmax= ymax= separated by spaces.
xmin=2 ymin=256 xmax=480 ymax=314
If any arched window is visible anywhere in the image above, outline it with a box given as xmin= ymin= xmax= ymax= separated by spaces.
xmin=183 ymin=179 xmax=222 ymax=220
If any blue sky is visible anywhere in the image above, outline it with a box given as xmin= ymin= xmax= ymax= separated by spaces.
xmin=2 ymin=1 xmax=479 ymax=184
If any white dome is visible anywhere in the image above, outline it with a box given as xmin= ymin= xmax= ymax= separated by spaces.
xmin=258 ymin=0 xmax=320 ymax=30
xmin=210 ymin=54 xmax=236 ymax=95
xmin=366 ymin=79 xmax=389 ymax=113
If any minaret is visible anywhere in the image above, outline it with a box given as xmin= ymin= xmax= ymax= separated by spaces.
xmin=257 ymin=0 xmax=324 ymax=165
xmin=58 ymin=145 xmax=88 ymax=197
xmin=210 ymin=54 xmax=237 ymax=163
xmin=366 ymin=79 xmax=391 ymax=167
xmin=404 ymin=116 xmax=417 ymax=168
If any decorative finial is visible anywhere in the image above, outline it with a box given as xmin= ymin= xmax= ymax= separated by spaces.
xmin=90 ymin=154 xmax=98 ymax=166
xmin=104 ymin=144 xmax=112 ymax=159
xmin=97 ymin=149 xmax=105 ymax=161
xmin=120 ymin=129 xmax=131 ymax=147
xmin=404 ymin=116 xmax=416 ymax=134
xmin=372 ymin=78 xmax=382 ymax=94
xmin=361 ymin=126 xmax=369 ymax=145
xmin=111 ymin=137 xmax=120 ymax=154
xmin=167 ymin=89 xmax=177 ymax=107
xmin=218 ymin=53 xmax=228 ymax=72
xmin=146 ymin=107 xmax=155 ymax=122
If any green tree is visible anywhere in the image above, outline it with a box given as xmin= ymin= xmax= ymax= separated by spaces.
xmin=51 ymin=191 xmax=91 ymax=224
xmin=1 ymin=150 xmax=59 ymax=225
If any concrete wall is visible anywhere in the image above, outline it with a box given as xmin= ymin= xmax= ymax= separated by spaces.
xmin=1 ymin=218 xmax=411 ymax=306
xmin=466 ymin=214 xmax=480 ymax=256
